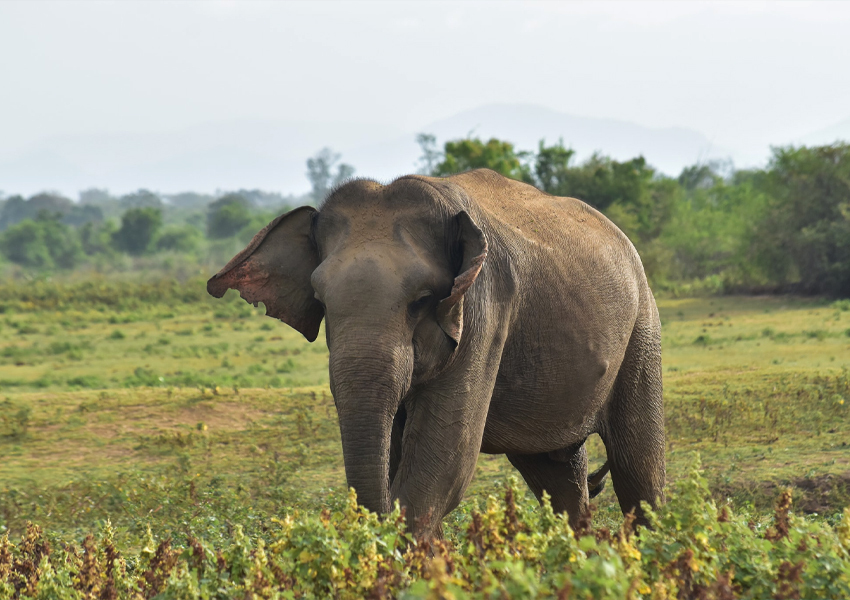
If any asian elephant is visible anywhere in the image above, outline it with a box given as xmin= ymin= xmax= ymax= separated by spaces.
xmin=207 ymin=168 xmax=665 ymax=537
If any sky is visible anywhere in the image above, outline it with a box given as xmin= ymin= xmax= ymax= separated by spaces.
xmin=1 ymin=1 xmax=849 ymax=195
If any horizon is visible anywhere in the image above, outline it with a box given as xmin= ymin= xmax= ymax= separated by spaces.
xmin=1 ymin=1 xmax=849 ymax=197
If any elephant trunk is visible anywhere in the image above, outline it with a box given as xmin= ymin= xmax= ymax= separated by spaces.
xmin=330 ymin=343 xmax=412 ymax=515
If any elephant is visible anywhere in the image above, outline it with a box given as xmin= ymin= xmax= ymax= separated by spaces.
xmin=207 ymin=168 xmax=665 ymax=537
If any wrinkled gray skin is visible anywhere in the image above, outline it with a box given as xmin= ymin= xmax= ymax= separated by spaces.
xmin=208 ymin=169 xmax=664 ymax=538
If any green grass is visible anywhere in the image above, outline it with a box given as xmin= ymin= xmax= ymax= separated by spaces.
xmin=0 ymin=280 xmax=330 ymax=391
xmin=1 ymin=284 xmax=850 ymax=551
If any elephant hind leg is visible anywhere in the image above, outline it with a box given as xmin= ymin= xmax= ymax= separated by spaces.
xmin=600 ymin=321 xmax=665 ymax=527
xmin=587 ymin=460 xmax=610 ymax=498
xmin=506 ymin=444 xmax=589 ymax=531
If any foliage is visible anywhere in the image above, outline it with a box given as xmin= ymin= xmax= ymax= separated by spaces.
xmin=78 ymin=220 xmax=118 ymax=258
xmin=415 ymin=136 xmax=850 ymax=297
xmin=532 ymin=138 xmax=575 ymax=194
xmin=2 ymin=140 xmax=850 ymax=298
xmin=432 ymin=137 xmax=533 ymax=182
xmin=307 ymin=148 xmax=355 ymax=203
xmin=415 ymin=133 xmax=442 ymax=175
xmin=0 ymin=214 xmax=84 ymax=270
xmin=0 ymin=193 xmax=102 ymax=231
xmin=0 ymin=285 xmax=849 ymax=596
xmin=112 ymin=207 xmax=163 ymax=256
xmin=751 ymin=144 xmax=850 ymax=296
xmin=1 ymin=290 xmax=849 ymax=542
xmin=206 ymin=194 xmax=253 ymax=240
xmin=1 ymin=459 xmax=850 ymax=598
xmin=155 ymin=225 xmax=203 ymax=253
xmin=119 ymin=189 xmax=163 ymax=210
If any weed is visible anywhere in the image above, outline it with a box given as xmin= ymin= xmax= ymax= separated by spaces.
xmin=67 ymin=375 xmax=105 ymax=389
xmin=0 ymin=398 xmax=31 ymax=438
xmin=832 ymin=299 xmax=850 ymax=312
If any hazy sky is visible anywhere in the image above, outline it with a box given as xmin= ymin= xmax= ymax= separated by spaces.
xmin=1 ymin=1 xmax=849 ymax=181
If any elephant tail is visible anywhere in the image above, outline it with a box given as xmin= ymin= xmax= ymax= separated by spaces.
xmin=588 ymin=460 xmax=610 ymax=499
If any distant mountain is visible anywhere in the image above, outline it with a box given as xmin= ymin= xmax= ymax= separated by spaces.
xmin=336 ymin=104 xmax=731 ymax=185
xmin=0 ymin=119 xmax=401 ymax=197
xmin=0 ymin=104 xmax=731 ymax=197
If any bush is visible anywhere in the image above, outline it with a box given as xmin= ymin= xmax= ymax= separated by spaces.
xmin=2 ymin=455 xmax=850 ymax=598
xmin=113 ymin=207 xmax=163 ymax=255
xmin=155 ymin=225 xmax=203 ymax=253
xmin=0 ymin=398 xmax=31 ymax=438
xmin=0 ymin=215 xmax=84 ymax=270
xmin=207 ymin=194 xmax=252 ymax=239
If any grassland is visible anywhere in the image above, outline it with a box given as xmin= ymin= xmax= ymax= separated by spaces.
xmin=1 ymin=278 xmax=849 ymax=551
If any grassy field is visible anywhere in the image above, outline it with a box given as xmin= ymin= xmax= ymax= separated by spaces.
xmin=1 ymin=279 xmax=849 ymax=551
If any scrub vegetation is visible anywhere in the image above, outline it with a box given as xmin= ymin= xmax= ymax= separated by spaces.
xmin=2 ymin=139 xmax=849 ymax=297
xmin=1 ymin=280 xmax=849 ymax=597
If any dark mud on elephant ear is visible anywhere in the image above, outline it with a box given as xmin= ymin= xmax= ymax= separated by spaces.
xmin=436 ymin=210 xmax=488 ymax=346
xmin=206 ymin=206 xmax=325 ymax=342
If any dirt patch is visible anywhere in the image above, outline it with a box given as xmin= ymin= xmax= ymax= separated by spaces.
xmin=712 ymin=472 xmax=850 ymax=515
xmin=792 ymin=473 xmax=850 ymax=514
xmin=174 ymin=401 xmax=272 ymax=431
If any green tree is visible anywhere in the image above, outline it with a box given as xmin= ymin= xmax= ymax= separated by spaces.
xmin=415 ymin=133 xmax=442 ymax=174
xmin=119 ymin=189 xmax=163 ymax=210
xmin=113 ymin=207 xmax=163 ymax=255
xmin=677 ymin=162 xmax=724 ymax=191
xmin=432 ymin=137 xmax=533 ymax=182
xmin=660 ymin=178 xmax=768 ymax=285
xmin=546 ymin=153 xmax=655 ymax=212
xmin=207 ymin=194 xmax=252 ymax=239
xmin=533 ymin=139 xmax=576 ymax=194
xmin=156 ymin=225 xmax=203 ymax=253
xmin=306 ymin=148 xmax=355 ymax=202
xmin=79 ymin=220 xmax=118 ymax=256
xmin=752 ymin=144 xmax=850 ymax=295
xmin=0 ymin=213 xmax=84 ymax=269
xmin=0 ymin=192 xmax=75 ymax=230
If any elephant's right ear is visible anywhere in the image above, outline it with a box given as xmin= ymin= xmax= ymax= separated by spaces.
xmin=207 ymin=206 xmax=324 ymax=342
xmin=436 ymin=211 xmax=488 ymax=347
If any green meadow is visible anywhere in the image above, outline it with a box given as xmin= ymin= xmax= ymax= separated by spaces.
xmin=1 ymin=279 xmax=850 ymax=550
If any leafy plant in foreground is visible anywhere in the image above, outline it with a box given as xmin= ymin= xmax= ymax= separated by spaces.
xmin=2 ymin=455 xmax=850 ymax=599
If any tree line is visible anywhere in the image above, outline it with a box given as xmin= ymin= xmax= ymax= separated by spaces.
xmin=414 ymin=135 xmax=850 ymax=297
xmin=0 ymin=137 xmax=848 ymax=297
xmin=0 ymin=188 xmax=306 ymax=272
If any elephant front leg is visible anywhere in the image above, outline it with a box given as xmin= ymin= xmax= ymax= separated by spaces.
xmin=389 ymin=392 xmax=490 ymax=539
xmin=388 ymin=405 xmax=406 ymax=488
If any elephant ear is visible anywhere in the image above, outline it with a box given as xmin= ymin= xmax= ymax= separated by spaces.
xmin=436 ymin=211 xmax=488 ymax=347
xmin=206 ymin=206 xmax=324 ymax=342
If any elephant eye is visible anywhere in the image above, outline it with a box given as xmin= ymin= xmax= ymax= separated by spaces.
xmin=408 ymin=291 xmax=433 ymax=317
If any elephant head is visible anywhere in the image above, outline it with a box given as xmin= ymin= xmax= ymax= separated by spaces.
xmin=207 ymin=178 xmax=487 ymax=515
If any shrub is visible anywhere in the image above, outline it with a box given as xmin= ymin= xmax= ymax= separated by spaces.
xmin=113 ymin=207 xmax=163 ymax=255
xmin=0 ymin=216 xmax=84 ymax=270
xmin=0 ymin=398 xmax=31 ymax=438
xmin=2 ymin=455 xmax=850 ymax=598
xmin=155 ymin=225 xmax=203 ymax=253
xmin=207 ymin=194 xmax=252 ymax=239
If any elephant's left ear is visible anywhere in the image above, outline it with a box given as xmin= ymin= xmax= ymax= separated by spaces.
xmin=207 ymin=206 xmax=324 ymax=342
xmin=436 ymin=211 xmax=488 ymax=347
